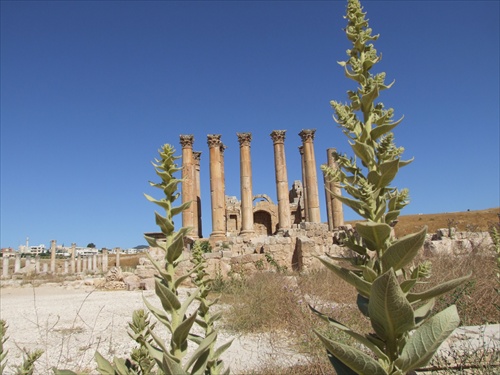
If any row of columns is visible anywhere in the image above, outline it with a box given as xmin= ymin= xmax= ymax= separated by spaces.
xmin=1 ymin=250 xmax=112 ymax=279
xmin=180 ymin=129 xmax=343 ymax=240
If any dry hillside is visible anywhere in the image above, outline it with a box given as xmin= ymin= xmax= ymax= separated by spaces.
xmin=347 ymin=207 xmax=499 ymax=237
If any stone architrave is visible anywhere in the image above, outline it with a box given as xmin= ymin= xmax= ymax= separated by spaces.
xmin=180 ymin=135 xmax=197 ymax=236
xmin=14 ymin=254 xmax=21 ymax=273
xmin=299 ymin=129 xmax=321 ymax=223
xmin=326 ymin=148 xmax=344 ymax=229
xmin=207 ymin=135 xmax=226 ymax=240
xmin=70 ymin=243 xmax=76 ymax=274
xmin=299 ymin=146 xmax=309 ymax=222
xmin=270 ymin=130 xmax=291 ymax=231
xmin=2 ymin=256 xmax=9 ymax=278
xmin=237 ymin=133 xmax=255 ymax=236
xmin=50 ymin=240 xmax=56 ymax=273
xmin=193 ymin=151 xmax=203 ymax=238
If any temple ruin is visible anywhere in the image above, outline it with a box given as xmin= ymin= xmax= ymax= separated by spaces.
xmin=179 ymin=129 xmax=344 ymax=243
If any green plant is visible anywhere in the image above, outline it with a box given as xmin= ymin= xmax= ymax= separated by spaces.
xmin=315 ymin=1 xmax=470 ymax=373
xmin=1 ymin=319 xmax=43 ymax=375
xmin=93 ymin=144 xmax=228 ymax=375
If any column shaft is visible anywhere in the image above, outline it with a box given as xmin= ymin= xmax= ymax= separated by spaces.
xmin=237 ymin=133 xmax=255 ymax=236
xmin=326 ymin=148 xmax=345 ymax=228
xmin=299 ymin=146 xmax=309 ymax=222
xmin=271 ymin=130 xmax=291 ymax=230
xmin=180 ymin=135 xmax=196 ymax=235
xmin=193 ymin=151 xmax=202 ymax=238
xmin=299 ymin=129 xmax=321 ymax=223
xmin=208 ymin=135 xmax=226 ymax=240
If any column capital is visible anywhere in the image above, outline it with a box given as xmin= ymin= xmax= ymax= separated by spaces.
xmin=237 ymin=132 xmax=252 ymax=147
xmin=299 ymin=129 xmax=316 ymax=142
xmin=298 ymin=145 xmax=304 ymax=155
xmin=180 ymin=134 xmax=194 ymax=148
xmin=193 ymin=151 xmax=202 ymax=162
xmin=207 ymin=134 xmax=222 ymax=148
xmin=220 ymin=144 xmax=227 ymax=154
xmin=270 ymin=130 xmax=286 ymax=144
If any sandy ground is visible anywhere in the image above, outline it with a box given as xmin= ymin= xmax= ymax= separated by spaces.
xmin=0 ymin=283 xmax=305 ymax=375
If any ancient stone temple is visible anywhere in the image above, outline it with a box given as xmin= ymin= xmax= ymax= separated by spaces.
xmin=179 ymin=130 xmax=344 ymax=241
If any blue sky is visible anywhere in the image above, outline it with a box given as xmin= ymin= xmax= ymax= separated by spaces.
xmin=1 ymin=1 xmax=499 ymax=250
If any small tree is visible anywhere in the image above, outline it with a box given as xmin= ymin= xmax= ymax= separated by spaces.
xmin=313 ymin=1 xmax=470 ymax=374
xmin=87 ymin=243 xmax=96 ymax=248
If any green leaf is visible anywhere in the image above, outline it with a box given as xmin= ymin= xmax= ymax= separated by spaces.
xmin=407 ymin=273 xmax=471 ymax=303
xmin=400 ymin=279 xmax=417 ymax=294
xmin=183 ymin=331 xmax=217 ymax=372
xmin=314 ymin=330 xmax=388 ymax=375
xmin=377 ymin=159 xmax=400 ymax=188
xmin=368 ymin=269 xmax=415 ymax=342
xmin=317 ymin=256 xmax=372 ymax=297
xmin=155 ymin=279 xmax=181 ymax=313
xmin=333 ymin=194 xmax=371 ymax=219
xmin=172 ymin=312 xmax=198 ymax=352
xmin=351 ymin=140 xmax=375 ymax=168
xmin=113 ymin=357 xmax=133 ymax=375
xmin=396 ymin=305 xmax=460 ymax=372
xmin=52 ymin=370 xmax=79 ymax=375
xmin=310 ymin=305 xmax=388 ymax=361
xmin=370 ymin=118 xmax=403 ymax=140
xmin=414 ymin=298 xmax=435 ymax=326
xmin=381 ymin=227 xmax=427 ymax=272
xmin=356 ymin=222 xmax=392 ymax=251
xmin=94 ymin=352 xmax=115 ymax=375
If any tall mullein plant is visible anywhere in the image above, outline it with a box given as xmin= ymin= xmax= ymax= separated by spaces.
xmin=94 ymin=144 xmax=222 ymax=375
xmin=314 ymin=1 xmax=470 ymax=374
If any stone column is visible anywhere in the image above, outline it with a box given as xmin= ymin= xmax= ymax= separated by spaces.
xmin=2 ymin=256 xmax=9 ymax=278
xmin=64 ymin=260 xmax=69 ymax=274
xmin=42 ymin=263 xmax=48 ymax=273
xmin=180 ymin=135 xmax=196 ymax=235
xmin=35 ymin=255 xmax=41 ymax=273
xmin=77 ymin=255 xmax=82 ymax=273
xmin=270 ymin=130 xmax=291 ymax=231
xmin=193 ymin=151 xmax=203 ymax=238
xmin=25 ymin=256 xmax=31 ymax=270
xmin=14 ymin=254 xmax=21 ymax=273
xmin=87 ymin=256 xmax=92 ymax=272
xmin=50 ymin=240 xmax=56 ymax=273
xmin=237 ymin=133 xmax=255 ymax=236
xmin=102 ymin=249 xmax=108 ymax=273
xmin=299 ymin=146 xmax=309 ymax=222
xmin=220 ymin=144 xmax=227 ymax=233
xmin=299 ymin=129 xmax=321 ymax=223
xmin=93 ymin=254 xmax=97 ymax=272
xmin=70 ymin=243 xmax=76 ymax=274
xmin=207 ymin=134 xmax=226 ymax=240
xmin=115 ymin=248 xmax=121 ymax=267
xmin=326 ymin=148 xmax=344 ymax=229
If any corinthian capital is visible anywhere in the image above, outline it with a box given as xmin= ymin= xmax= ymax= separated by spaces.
xmin=180 ymin=134 xmax=194 ymax=148
xmin=299 ymin=129 xmax=316 ymax=142
xmin=270 ymin=130 xmax=286 ymax=144
xmin=207 ymin=134 xmax=222 ymax=148
xmin=237 ymin=132 xmax=252 ymax=147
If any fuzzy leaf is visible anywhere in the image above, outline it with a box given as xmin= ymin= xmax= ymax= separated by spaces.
xmin=414 ymin=298 xmax=435 ymax=326
xmin=317 ymin=256 xmax=372 ymax=297
xmin=352 ymin=140 xmax=375 ymax=168
xmin=370 ymin=118 xmax=403 ymax=140
xmin=407 ymin=273 xmax=471 ymax=303
xmin=368 ymin=269 xmax=415 ymax=342
xmin=155 ymin=279 xmax=181 ymax=313
xmin=356 ymin=222 xmax=392 ymax=251
xmin=381 ymin=226 xmax=427 ymax=271
xmin=94 ymin=352 xmax=115 ymax=375
xmin=310 ymin=305 xmax=388 ymax=361
xmin=377 ymin=159 xmax=400 ymax=188
xmin=172 ymin=312 xmax=198 ymax=352
xmin=314 ymin=330 xmax=388 ymax=375
xmin=183 ymin=331 xmax=217 ymax=372
xmin=396 ymin=305 xmax=460 ymax=372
